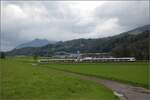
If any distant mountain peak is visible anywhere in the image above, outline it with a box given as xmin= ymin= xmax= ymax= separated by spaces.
xmin=34 ymin=38 xmax=47 ymax=41
xmin=16 ymin=39 xmax=51 ymax=49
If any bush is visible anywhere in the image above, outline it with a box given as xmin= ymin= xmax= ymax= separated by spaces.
xmin=0 ymin=52 xmax=6 ymax=59
xmin=33 ymin=54 xmax=38 ymax=60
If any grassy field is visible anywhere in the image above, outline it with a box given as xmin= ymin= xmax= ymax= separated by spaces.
xmin=47 ymin=62 xmax=149 ymax=88
xmin=0 ymin=58 xmax=117 ymax=100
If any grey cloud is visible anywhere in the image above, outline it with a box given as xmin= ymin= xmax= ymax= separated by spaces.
xmin=1 ymin=1 xmax=149 ymax=51
xmin=95 ymin=1 xmax=149 ymax=31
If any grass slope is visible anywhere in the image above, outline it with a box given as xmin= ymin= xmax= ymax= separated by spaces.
xmin=47 ymin=62 xmax=149 ymax=88
xmin=0 ymin=58 xmax=117 ymax=100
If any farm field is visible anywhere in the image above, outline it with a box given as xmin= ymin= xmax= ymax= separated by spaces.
xmin=47 ymin=62 xmax=149 ymax=88
xmin=0 ymin=58 xmax=117 ymax=100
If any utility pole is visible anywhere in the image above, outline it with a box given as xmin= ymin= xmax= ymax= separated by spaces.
xmin=77 ymin=50 xmax=80 ymax=62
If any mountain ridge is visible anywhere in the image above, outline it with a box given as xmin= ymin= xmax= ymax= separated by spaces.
xmin=7 ymin=25 xmax=150 ymax=60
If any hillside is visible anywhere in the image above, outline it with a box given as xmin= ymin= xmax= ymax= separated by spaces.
xmin=124 ymin=24 xmax=150 ymax=35
xmin=7 ymin=25 xmax=150 ymax=60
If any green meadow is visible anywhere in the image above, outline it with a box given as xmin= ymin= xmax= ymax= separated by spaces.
xmin=0 ymin=58 xmax=117 ymax=100
xmin=48 ymin=62 xmax=149 ymax=88
xmin=0 ymin=57 xmax=149 ymax=100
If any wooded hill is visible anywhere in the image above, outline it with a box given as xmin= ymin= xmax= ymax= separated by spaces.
xmin=7 ymin=25 xmax=149 ymax=60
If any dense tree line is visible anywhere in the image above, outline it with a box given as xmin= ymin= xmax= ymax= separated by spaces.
xmin=111 ymin=30 xmax=149 ymax=60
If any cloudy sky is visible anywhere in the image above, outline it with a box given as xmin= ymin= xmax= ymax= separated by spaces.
xmin=1 ymin=0 xmax=149 ymax=51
